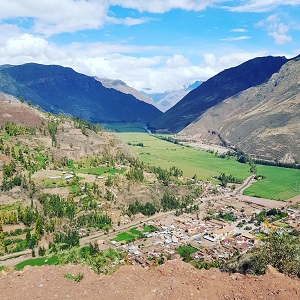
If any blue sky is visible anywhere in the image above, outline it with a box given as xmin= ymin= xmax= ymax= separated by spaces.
xmin=0 ymin=0 xmax=299 ymax=93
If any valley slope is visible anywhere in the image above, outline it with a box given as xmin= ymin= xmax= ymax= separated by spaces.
xmin=0 ymin=63 xmax=162 ymax=123
xmin=150 ymin=56 xmax=288 ymax=133
xmin=179 ymin=56 xmax=300 ymax=162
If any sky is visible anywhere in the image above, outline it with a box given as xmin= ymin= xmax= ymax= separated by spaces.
xmin=0 ymin=1 xmax=300 ymax=95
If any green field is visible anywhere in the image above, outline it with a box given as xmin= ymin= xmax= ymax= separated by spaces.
xmin=116 ymin=132 xmax=300 ymax=201
xmin=116 ymin=132 xmax=250 ymax=181
xmin=176 ymin=245 xmax=198 ymax=257
xmin=14 ymin=256 xmax=58 ymax=271
xmin=102 ymin=122 xmax=146 ymax=133
xmin=129 ymin=228 xmax=143 ymax=235
xmin=143 ymin=225 xmax=158 ymax=233
xmin=243 ymin=165 xmax=300 ymax=200
xmin=77 ymin=167 xmax=125 ymax=176
xmin=113 ymin=232 xmax=135 ymax=242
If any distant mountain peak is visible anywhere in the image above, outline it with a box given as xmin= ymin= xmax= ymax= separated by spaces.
xmin=0 ymin=63 xmax=162 ymax=123
xmin=95 ymin=77 xmax=156 ymax=107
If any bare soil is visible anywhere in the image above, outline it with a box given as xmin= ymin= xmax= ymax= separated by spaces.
xmin=1 ymin=260 xmax=299 ymax=300
xmin=0 ymin=95 xmax=43 ymax=127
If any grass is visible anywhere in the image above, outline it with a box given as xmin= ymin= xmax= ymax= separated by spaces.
xmin=64 ymin=272 xmax=84 ymax=282
xmin=77 ymin=167 xmax=125 ymax=176
xmin=42 ymin=178 xmax=67 ymax=188
xmin=0 ymin=202 xmax=22 ymax=211
xmin=2 ymin=133 xmax=10 ymax=141
xmin=69 ymin=184 xmax=81 ymax=194
xmin=14 ymin=256 xmax=58 ymax=271
xmin=116 ymin=133 xmax=251 ymax=181
xmin=129 ymin=228 xmax=142 ymax=235
xmin=243 ymin=165 xmax=300 ymax=200
xmin=102 ymin=122 xmax=147 ymax=133
xmin=176 ymin=245 xmax=198 ymax=256
xmin=113 ymin=232 xmax=135 ymax=242
xmin=143 ymin=225 xmax=158 ymax=233
xmin=117 ymin=132 xmax=300 ymax=201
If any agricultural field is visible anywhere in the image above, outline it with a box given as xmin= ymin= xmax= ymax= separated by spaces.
xmin=112 ymin=226 xmax=156 ymax=243
xmin=77 ymin=166 xmax=126 ymax=176
xmin=14 ymin=256 xmax=58 ymax=271
xmin=176 ymin=245 xmax=198 ymax=257
xmin=117 ymin=132 xmax=300 ymax=201
xmin=243 ymin=165 xmax=300 ymax=201
xmin=116 ymin=132 xmax=250 ymax=181
xmin=102 ymin=122 xmax=146 ymax=133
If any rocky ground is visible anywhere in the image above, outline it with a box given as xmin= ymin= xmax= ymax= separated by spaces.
xmin=1 ymin=260 xmax=299 ymax=300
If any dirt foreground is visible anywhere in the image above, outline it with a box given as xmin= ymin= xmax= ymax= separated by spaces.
xmin=1 ymin=260 xmax=299 ymax=300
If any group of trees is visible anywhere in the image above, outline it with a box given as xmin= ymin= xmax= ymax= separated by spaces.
xmin=38 ymin=194 xmax=76 ymax=220
xmin=75 ymin=213 xmax=112 ymax=230
xmin=3 ymin=122 xmax=35 ymax=136
xmin=127 ymin=194 xmax=195 ymax=217
xmin=225 ymin=231 xmax=300 ymax=278
xmin=127 ymin=200 xmax=158 ymax=217
xmin=217 ymin=173 xmax=243 ymax=187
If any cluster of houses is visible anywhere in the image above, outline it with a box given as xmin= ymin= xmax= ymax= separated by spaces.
xmin=110 ymin=198 xmax=300 ymax=268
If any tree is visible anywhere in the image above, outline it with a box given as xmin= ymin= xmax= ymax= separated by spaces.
xmin=227 ymin=231 xmax=300 ymax=278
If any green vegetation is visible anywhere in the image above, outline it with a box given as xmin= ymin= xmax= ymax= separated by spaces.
xmin=129 ymin=228 xmax=142 ymax=235
xmin=117 ymin=133 xmax=250 ymax=180
xmin=113 ymin=232 xmax=135 ymax=243
xmin=143 ymin=225 xmax=158 ymax=233
xmin=57 ymin=245 xmax=123 ymax=274
xmin=14 ymin=256 xmax=58 ymax=270
xmin=244 ymin=165 xmax=300 ymax=200
xmin=176 ymin=245 xmax=198 ymax=262
xmin=77 ymin=166 xmax=125 ymax=176
xmin=64 ymin=272 xmax=84 ymax=282
xmin=102 ymin=122 xmax=146 ymax=133
xmin=118 ymin=133 xmax=300 ymax=200
xmin=225 ymin=231 xmax=300 ymax=278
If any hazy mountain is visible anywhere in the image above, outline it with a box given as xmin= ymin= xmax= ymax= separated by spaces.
xmin=0 ymin=63 xmax=162 ymax=123
xmin=179 ymin=55 xmax=300 ymax=162
xmin=95 ymin=77 xmax=156 ymax=106
xmin=149 ymin=56 xmax=288 ymax=133
xmin=154 ymin=81 xmax=202 ymax=112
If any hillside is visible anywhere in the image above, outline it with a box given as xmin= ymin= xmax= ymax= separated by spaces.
xmin=95 ymin=77 xmax=156 ymax=107
xmin=179 ymin=56 xmax=300 ymax=162
xmin=1 ymin=260 xmax=299 ymax=300
xmin=149 ymin=56 xmax=288 ymax=133
xmin=0 ymin=63 xmax=162 ymax=123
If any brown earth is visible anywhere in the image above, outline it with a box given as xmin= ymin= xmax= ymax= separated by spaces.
xmin=179 ymin=58 xmax=300 ymax=162
xmin=0 ymin=94 xmax=43 ymax=127
xmin=1 ymin=260 xmax=299 ymax=300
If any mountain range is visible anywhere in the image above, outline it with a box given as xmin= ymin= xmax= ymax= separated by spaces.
xmin=0 ymin=55 xmax=299 ymax=162
xmin=149 ymin=56 xmax=289 ymax=133
xmin=0 ymin=63 xmax=162 ymax=123
xmin=150 ymin=81 xmax=202 ymax=112
xmin=179 ymin=55 xmax=300 ymax=162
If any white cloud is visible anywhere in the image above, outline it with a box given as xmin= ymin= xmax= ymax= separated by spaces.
xmin=221 ymin=36 xmax=250 ymax=41
xmin=202 ymin=51 xmax=266 ymax=70
xmin=0 ymin=0 xmax=229 ymax=36
xmin=109 ymin=0 xmax=227 ymax=13
xmin=0 ymin=0 xmax=109 ymax=36
xmin=107 ymin=16 xmax=151 ymax=26
xmin=0 ymin=30 xmax=266 ymax=93
xmin=226 ymin=0 xmax=300 ymax=13
xmin=1 ymin=34 xmax=49 ymax=59
xmin=256 ymin=15 xmax=292 ymax=45
xmin=231 ymin=28 xmax=248 ymax=32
